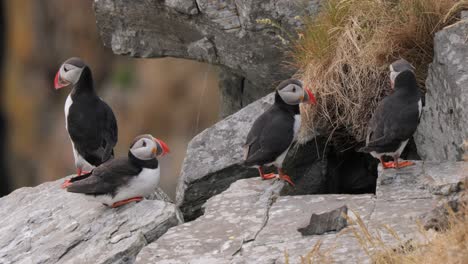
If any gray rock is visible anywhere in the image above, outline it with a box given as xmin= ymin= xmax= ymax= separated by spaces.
xmin=421 ymin=196 xmax=466 ymax=231
xmin=415 ymin=18 xmax=468 ymax=161
xmin=297 ymin=205 xmax=348 ymax=236
xmin=137 ymin=178 xmax=374 ymax=264
xmin=136 ymin=161 xmax=467 ymax=263
xmin=376 ymin=161 xmax=467 ymax=199
xmin=93 ymin=0 xmax=321 ymax=104
xmin=0 ymin=178 xmax=183 ymax=264
xmin=164 ymin=0 xmax=198 ymax=15
xmin=175 ymin=93 xmax=276 ymax=220
xmin=217 ymin=67 xmax=245 ymax=118
xmin=217 ymin=68 xmax=270 ymax=117
xmin=136 ymin=178 xmax=285 ymax=263
xmin=175 ymin=93 xmax=334 ymax=221
xmin=421 ymin=161 xmax=468 ymax=195
xmin=187 ymin=37 xmax=217 ymax=64
xmin=176 ymin=91 xmax=379 ymax=221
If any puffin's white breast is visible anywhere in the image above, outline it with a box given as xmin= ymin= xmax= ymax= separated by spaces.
xmin=114 ymin=168 xmax=160 ymax=202
xmin=64 ymin=94 xmax=73 ymax=130
xmin=418 ymin=99 xmax=422 ymax=118
xmin=293 ymin=114 xmax=301 ymax=140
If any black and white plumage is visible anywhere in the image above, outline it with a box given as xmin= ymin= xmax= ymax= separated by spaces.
xmin=243 ymin=79 xmax=316 ymax=185
xmin=54 ymin=58 xmax=118 ymax=182
xmin=360 ymin=58 xmax=422 ymax=169
xmin=65 ymin=134 xmax=170 ymax=208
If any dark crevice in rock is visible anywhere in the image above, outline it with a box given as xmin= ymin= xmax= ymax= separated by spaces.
xmin=193 ymin=0 xmax=201 ymax=14
xmin=326 ymin=146 xmax=379 ymax=195
xmin=281 ymin=138 xmax=379 ymax=197
xmin=401 ymin=137 xmax=421 ymax=161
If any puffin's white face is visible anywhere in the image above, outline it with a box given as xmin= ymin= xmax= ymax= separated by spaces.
xmin=54 ymin=57 xmax=86 ymax=89
xmin=129 ymin=135 xmax=170 ymax=160
xmin=277 ymin=81 xmax=316 ymax=105
xmin=389 ymin=59 xmax=415 ymax=89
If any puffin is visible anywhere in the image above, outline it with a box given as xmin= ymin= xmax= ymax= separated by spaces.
xmin=360 ymin=58 xmax=422 ymax=169
xmin=243 ymin=79 xmax=316 ymax=186
xmin=64 ymin=134 xmax=170 ymax=208
xmin=54 ymin=57 xmax=118 ymax=187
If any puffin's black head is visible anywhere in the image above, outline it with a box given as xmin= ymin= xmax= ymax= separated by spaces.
xmin=276 ymin=79 xmax=316 ymax=105
xmin=54 ymin=57 xmax=88 ymax=89
xmin=389 ymin=58 xmax=415 ymax=89
xmin=129 ymin=134 xmax=170 ymax=160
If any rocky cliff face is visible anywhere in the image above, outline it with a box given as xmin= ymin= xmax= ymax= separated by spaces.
xmin=136 ymin=161 xmax=466 ymax=263
xmin=94 ymin=0 xmax=321 ymax=116
xmin=0 ymin=179 xmax=182 ymax=264
xmin=415 ymin=15 xmax=468 ymax=161
xmin=1 ymin=2 xmax=466 ymax=264
xmin=1 ymin=161 xmax=463 ymax=263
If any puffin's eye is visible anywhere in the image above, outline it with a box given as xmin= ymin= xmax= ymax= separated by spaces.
xmin=292 ymin=87 xmax=296 ymax=92
xmin=142 ymin=141 xmax=147 ymax=147
xmin=63 ymin=65 xmax=70 ymax=72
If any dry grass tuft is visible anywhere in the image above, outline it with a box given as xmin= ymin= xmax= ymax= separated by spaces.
xmin=369 ymin=203 xmax=468 ymax=263
xmin=293 ymin=0 xmax=466 ymax=145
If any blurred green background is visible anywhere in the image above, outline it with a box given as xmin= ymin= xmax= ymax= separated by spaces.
xmin=0 ymin=0 xmax=220 ymax=199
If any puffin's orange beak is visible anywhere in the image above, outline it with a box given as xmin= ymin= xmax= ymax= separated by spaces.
xmin=154 ymin=138 xmax=170 ymax=156
xmin=54 ymin=70 xmax=69 ymax=89
xmin=304 ymin=88 xmax=316 ymax=104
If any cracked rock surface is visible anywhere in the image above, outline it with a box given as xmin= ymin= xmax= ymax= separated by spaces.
xmin=0 ymin=178 xmax=183 ymax=264
xmin=136 ymin=161 xmax=467 ymax=263
xmin=415 ymin=18 xmax=468 ymax=161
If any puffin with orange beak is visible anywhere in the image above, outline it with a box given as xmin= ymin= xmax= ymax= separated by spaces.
xmin=54 ymin=57 xmax=118 ymax=188
xmin=64 ymin=134 xmax=170 ymax=208
xmin=360 ymin=58 xmax=422 ymax=169
xmin=243 ymin=79 xmax=316 ymax=186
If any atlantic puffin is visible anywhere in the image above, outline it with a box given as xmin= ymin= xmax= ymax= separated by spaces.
xmin=54 ymin=57 xmax=118 ymax=187
xmin=360 ymin=58 xmax=422 ymax=169
xmin=64 ymin=134 xmax=170 ymax=208
xmin=243 ymin=79 xmax=316 ymax=186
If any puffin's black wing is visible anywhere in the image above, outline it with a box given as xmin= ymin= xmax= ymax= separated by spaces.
xmin=362 ymin=94 xmax=419 ymax=153
xmin=67 ymin=96 xmax=118 ymax=166
xmin=100 ymin=100 xmax=118 ymax=162
xmin=243 ymin=106 xmax=295 ymax=166
xmin=66 ymin=157 xmax=140 ymax=196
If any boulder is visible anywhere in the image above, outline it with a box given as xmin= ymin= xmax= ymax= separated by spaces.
xmin=136 ymin=161 xmax=467 ymax=263
xmin=175 ymin=93 xmax=337 ymax=221
xmin=175 ymin=93 xmax=276 ymax=220
xmin=0 ymin=178 xmax=183 ymax=264
xmin=415 ymin=18 xmax=468 ymax=161
xmin=93 ymin=0 xmax=321 ymax=114
xmin=176 ymin=92 xmax=378 ymax=221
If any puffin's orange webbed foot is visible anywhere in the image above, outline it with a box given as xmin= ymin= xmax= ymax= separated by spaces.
xmin=395 ymin=160 xmax=415 ymax=168
xmin=279 ymin=174 xmax=295 ymax=186
xmin=61 ymin=170 xmax=92 ymax=189
xmin=261 ymin=173 xmax=277 ymax=180
xmin=382 ymin=161 xmax=396 ymax=169
xmin=61 ymin=179 xmax=72 ymax=189
xmin=111 ymin=197 xmax=143 ymax=208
